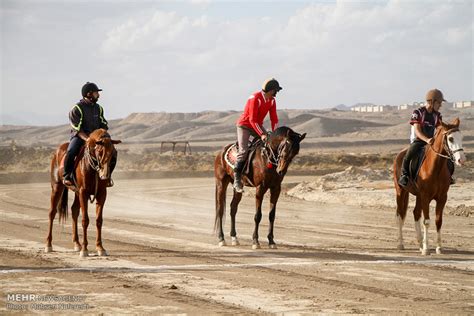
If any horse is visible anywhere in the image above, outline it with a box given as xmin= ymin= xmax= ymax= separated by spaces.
xmin=45 ymin=129 xmax=121 ymax=257
xmin=214 ymin=126 xmax=306 ymax=249
xmin=393 ymin=118 xmax=466 ymax=255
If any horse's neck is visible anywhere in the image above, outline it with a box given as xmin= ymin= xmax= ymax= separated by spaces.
xmin=423 ymin=133 xmax=447 ymax=175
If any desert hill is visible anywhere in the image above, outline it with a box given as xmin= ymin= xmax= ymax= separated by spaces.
xmin=1 ymin=108 xmax=473 ymax=147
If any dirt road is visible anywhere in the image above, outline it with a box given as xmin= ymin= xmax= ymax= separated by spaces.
xmin=1 ymin=177 xmax=473 ymax=314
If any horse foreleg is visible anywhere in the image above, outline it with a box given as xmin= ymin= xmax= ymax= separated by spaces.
xmin=95 ymin=189 xmax=108 ymax=256
xmin=420 ymin=198 xmax=431 ymax=255
xmin=45 ymin=183 xmax=62 ymax=253
xmin=268 ymin=185 xmax=281 ymax=249
xmin=230 ymin=190 xmax=242 ymax=246
xmin=71 ymin=195 xmax=81 ymax=252
xmin=252 ymin=186 xmax=267 ymax=249
xmin=435 ymin=195 xmax=447 ymax=255
xmin=78 ymin=189 xmax=90 ymax=257
xmin=413 ymin=196 xmax=423 ymax=250
xmin=395 ymin=189 xmax=409 ymax=250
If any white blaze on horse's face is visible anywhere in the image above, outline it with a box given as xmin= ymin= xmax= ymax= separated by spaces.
xmin=447 ymin=131 xmax=466 ymax=166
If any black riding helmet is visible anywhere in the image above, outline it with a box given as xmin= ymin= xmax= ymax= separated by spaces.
xmin=81 ymin=82 xmax=102 ymax=97
xmin=262 ymin=78 xmax=283 ymax=93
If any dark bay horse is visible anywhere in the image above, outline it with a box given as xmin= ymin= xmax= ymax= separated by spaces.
xmin=214 ymin=126 xmax=306 ymax=249
xmin=393 ymin=118 xmax=466 ymax=255
xmin=46 ymin=129 xmax=121 ymax=257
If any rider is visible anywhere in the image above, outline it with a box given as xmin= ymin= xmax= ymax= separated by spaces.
xmin=398 ymin=88 xmax=454 ymax=187
xmin=63 ymin=82 xmax=116 ymax=187
xmin=233 ymin=78 xmax=282 ymax=192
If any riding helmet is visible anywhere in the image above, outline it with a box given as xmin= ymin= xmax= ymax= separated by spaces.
xmin=262 ymin=78 xmax=283 ymax=92
xmin=81 ymin=82 xmax=102 ymax=97
xmin=426 ymin=89 xmax=446 ymax=102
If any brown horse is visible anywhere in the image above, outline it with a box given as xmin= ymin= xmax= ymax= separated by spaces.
xmin=393 ymin=118 xmax=466 ymax=255
xmin=214 ymin=126 xmax=306 ymax=249
xmin=45 ymin=129 xmax=121 ymax=257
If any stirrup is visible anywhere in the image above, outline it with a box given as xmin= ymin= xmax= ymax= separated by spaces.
xmin=107 ymin=178 xmax=114 ymax=187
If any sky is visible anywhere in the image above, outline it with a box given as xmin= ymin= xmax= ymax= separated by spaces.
xmin=1 ymin=0 xmax=473 ymax=125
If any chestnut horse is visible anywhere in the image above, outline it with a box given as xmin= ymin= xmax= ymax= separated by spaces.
xmin=45 ymin=129 xmax=121 ymax=257
xmin=214 ymin=126 xmax=306 ymax=249
xmin=393 ymin=118 xmax=466 ymax=255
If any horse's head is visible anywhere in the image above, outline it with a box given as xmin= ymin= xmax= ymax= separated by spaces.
xmin=438 ymin=118 xmax=466 ymax=166
xmin=86 ymin=129 xmax=122 ymax=180
xmin=267 ymin=127 xmax=306 ymax=176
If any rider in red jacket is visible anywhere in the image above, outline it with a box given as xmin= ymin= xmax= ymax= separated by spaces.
xmin=233 ymin=78 xmax=282 ymax=192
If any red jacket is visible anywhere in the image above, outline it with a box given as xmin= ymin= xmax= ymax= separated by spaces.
xmin=236 ymin=91 xmax=279 ymax=136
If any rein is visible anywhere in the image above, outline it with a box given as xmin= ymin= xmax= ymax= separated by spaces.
xmin=84 ymin=144 xmax=102 ymax=203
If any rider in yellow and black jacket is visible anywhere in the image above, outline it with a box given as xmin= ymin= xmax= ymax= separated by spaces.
xmin=63 ymin=82 xmax=116 ymax=186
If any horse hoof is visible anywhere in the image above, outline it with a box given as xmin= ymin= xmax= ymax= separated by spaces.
xmin=44 ymin=246 xmax=53 ymax=253
xmin=231 ymin=237 xmax=240 ymax=246
xmin=98 ymin=250 xmax=108 ymax=257
xmin=269 ymin=244 xmax=277 ymax=249
xmin=218 ymin=240 xmax=226 ymax=247
xmin=74 ymin=244 xmax=81 ymax=252
xmin=421 ymin=249 xmax=430 ymax=256
xmin=79 ymin=250 xmax=89 ymax=258
xmin=397 ymin=244 xmax=405 ymax=250
xmin=252 ymin=244 xmax=261 ymax=250
xmin=436 ymin=247 xmax=442 ymax=255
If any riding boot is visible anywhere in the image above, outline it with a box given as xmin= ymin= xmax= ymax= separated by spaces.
xmin=398 ymin=156 xmax=410 ymax=187
xmin=447 ymin=160 xmax=455 ymax=185
xmin=63 ymin=152 xmax=75 ymax=186
xmin=107 ymin=150 xmax=117 ymax=187
xmin=233 ymin=161 xmax=245 ymax=193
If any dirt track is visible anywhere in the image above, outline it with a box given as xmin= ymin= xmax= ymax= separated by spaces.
xmin=1 ymin=176 xmax=473 ymax=314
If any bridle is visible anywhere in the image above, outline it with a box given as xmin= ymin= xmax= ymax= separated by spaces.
xmin=84 ymin=144 xmax=102 ymax=172
xmin=263 ymin=138 xmax=291 ymax=168
xmin=429 ymin=127 xmax=464 ymax=162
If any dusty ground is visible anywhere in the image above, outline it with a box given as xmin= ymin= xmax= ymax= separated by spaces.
xmin=0 ymin=175 xmax=473 ymax=314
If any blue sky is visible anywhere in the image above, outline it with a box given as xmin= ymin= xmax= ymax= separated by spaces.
xmin=1 ymin=0 xmax=472 ymax=125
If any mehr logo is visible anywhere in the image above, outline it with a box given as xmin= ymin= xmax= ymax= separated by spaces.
xmin=7 ymin=294 xmax=37 ymax=301
xmin=411 ymin=112 xmax=418 ymax=120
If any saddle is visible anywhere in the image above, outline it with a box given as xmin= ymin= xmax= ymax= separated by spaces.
xmin=408 ymin=146 xmax=427 ymax=182
xmin=224 ymin=139 xmax=263 ymax=186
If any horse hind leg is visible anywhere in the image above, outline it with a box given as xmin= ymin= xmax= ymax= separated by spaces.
xmin=230 ymin=190 xmax=243 ymax=246
xmin=395 ymin=189 xmax=409 ymax=250
xmin=45 ymin=183 xmax=64 ymax=253
xmin=215 ymin=177 xmax=230 ymax=247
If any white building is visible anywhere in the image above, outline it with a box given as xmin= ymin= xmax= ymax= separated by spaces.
xmin=453 ymin=101 xmax=473 ymax=108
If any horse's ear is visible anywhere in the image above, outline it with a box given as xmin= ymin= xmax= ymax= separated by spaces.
xmin=440 ymin=119 xmax=449 ymax=129
xmin=112 ymin=140 xmax=122 ymax=145
xmin=299 ymin=133 xmax=306 ymax=141
xmin=451 ymin=117 xmax=460 ymax=127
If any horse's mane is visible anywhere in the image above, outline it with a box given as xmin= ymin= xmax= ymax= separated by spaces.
xmin=89 ymin=129 xmax=110 ymax=141
xmin=271 ymin=126 xmax=301 ymax=143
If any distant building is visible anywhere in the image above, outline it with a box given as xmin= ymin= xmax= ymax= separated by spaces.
xmin=351 ymin=105 xmax=386 ymax=112
xmin=397 ymin=103 xmax=415 ymax=110
xmin=453 ymin=101 xmax=473 ymax=109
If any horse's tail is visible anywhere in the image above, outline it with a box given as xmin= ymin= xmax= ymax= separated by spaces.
xmin=58 ymin=187 xmax=68 ymax=223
